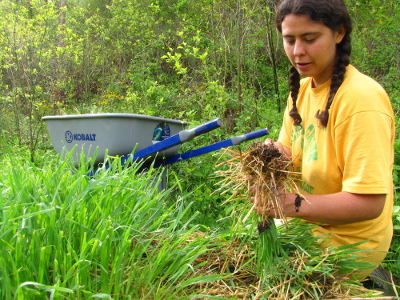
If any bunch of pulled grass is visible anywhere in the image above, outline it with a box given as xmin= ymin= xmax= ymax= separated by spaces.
xmin=215 ymin=142 xmax=300 ymax=276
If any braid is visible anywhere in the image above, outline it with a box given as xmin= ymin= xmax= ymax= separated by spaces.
xmin=289 ymin=66 xmax=302 ymax=127
xmin=315 ymin=34 xmax=351 ymax=127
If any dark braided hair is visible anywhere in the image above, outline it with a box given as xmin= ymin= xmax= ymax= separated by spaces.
xmin=276 ymin=0 xmax=352 ymax=127
xmin=289 ymin=65 xmax=302 ymax=126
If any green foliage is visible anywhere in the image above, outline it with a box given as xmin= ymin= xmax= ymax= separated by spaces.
xmin=394 ymin=127 xmax=400 ymax=195
xmin=385 ymin=126 xmax=400 ymax=280
xmin=0 ymin=0 xmax=397 ymax=160
xmin=349 ymin=0 xmax=400 ymax=101
xmin=0 ymin=0 xmax=60 ymax=161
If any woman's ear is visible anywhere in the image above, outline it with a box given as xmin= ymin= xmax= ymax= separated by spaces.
xmin=335 ymin=26 xmax=346 ymax=44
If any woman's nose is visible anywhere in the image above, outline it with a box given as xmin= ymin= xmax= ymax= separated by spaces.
xmin=293 ymin=41 xmax=305 ymax=56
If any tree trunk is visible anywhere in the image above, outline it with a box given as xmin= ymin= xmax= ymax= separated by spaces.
xmin=58 ymin=0 xmax=66 ymax=45
xmin=59 ymin=0 xmax=66 ymax=25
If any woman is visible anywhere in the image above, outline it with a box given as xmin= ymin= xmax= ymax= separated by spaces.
xmin=266 ymin=0 xmax=395 ymax=279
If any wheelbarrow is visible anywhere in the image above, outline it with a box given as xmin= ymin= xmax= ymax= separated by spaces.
xmin=43 ymin=114 xmax=269 ymax=183
xmin=42 ymin=113 xmax=190 ymax=165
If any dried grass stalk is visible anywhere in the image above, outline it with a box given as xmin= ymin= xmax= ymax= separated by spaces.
xmin=186 ymin=233 xmax=376 ymax=299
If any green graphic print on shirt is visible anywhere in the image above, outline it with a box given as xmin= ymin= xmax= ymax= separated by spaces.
xmin=291 ymin=124 xmax=318 ymax=194
xmin=304 ymin=124 xmax=317 ymax=163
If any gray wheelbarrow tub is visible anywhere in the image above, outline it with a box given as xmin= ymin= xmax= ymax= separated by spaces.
xmin=42 ymin=113 xmax=188 ymax=164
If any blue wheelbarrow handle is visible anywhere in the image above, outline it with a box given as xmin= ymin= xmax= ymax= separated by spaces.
xmin=161 ymin=127 xmax=269 ymax=166
xmin=127 ymin=118 xmax=223 ymax=162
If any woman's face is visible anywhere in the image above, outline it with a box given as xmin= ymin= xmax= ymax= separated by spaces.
xmin=281 ymin=14 xmax=345 ymax=87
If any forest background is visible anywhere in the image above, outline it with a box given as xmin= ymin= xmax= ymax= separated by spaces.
xmin=0 ymin=0 xmax=399 ymax=298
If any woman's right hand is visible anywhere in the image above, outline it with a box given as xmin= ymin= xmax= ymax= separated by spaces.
xmin=264 ymin=138 xmax=291 ymax=159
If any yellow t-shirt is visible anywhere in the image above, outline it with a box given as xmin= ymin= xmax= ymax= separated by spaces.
xmin=278 ymin=65 xmax=395 ymax=277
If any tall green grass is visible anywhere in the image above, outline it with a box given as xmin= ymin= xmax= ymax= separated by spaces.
xmin=0 ymin=154 xmax=224 ymax=299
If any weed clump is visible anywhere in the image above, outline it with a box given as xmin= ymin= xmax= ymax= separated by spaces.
xmin=216 ymin=142 xmax=300 ymax=278
xmin=216 ymin=141 xmax=299 ymax=225
xmin=242 ymin=142 xmax=295 ymax=221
